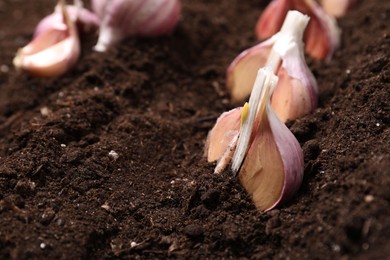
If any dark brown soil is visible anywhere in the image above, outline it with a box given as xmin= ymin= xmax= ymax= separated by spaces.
xmin=0 ymin=0 xmax=389 ymax=259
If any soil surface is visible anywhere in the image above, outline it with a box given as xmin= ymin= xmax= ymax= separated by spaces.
xmin=0 ymin=0 xmax=389 ymax=259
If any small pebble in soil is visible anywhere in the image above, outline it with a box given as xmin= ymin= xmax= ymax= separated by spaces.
xmin=332 ymin=244 xmax=341 ymax=252
xmin=101 ymin=202 xmax=111 ymax=211
xmin=40 ymin=243 xmax=46 ymax=249
xmin=108 ymin=150 xmax=119 ymax=160
xmin=0 ymin=64 xmax=9 ymax=73
xmin=40 ymin=107 xmax=51 ymax=117
xmin=364 ymin=195 xmax=374 ymax=203
xmin=56 ymin=218 xmax=64 ymax=226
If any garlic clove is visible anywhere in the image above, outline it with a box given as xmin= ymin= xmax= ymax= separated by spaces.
xmin=255 ymin=0 xmax=340 ymax=61
xmin=13 ymin=0 xmax=80 ymax=77
xmin=92 ymin=0 xmax=181 ymax=52
xmin=226 ymin=36 xmax=276 ymax=103
xmin=320 ymin=0 xmax=356 ymax=17
xmin=205 ymin=107 xmax=242 ymax=163
xmin=239 ymin=103 xmax=304 ymax=211
xmin=34 ymin=1 xmax=99 ymax=38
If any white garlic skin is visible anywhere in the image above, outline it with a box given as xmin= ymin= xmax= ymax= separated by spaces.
xmin=92 ymin=0 xmax=181 ymax=52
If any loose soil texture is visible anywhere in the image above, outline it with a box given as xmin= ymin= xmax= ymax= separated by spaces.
xmin=0 ymin=0 xmax=389 ymax=259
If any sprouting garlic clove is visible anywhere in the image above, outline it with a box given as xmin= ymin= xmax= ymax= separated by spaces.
xmin=92 ymin=0 xmax=181 ymax=52
xmin=320 ymin=0 xmax=356 ymax=17
xmin=227 ymin=10 xmax=317 ymax=122
xmin=231 ymin=60 xmax=303 ymax=212
xmin=205 ymin=11 xmax=309 ymax=211
xmin=255 ymin=0 xmax=340 ymax=61
xmin=34 ymin=0 xmax=99 ymax=38
xmin=239 ymin=102 xmax=304 ymax=211
xmin=13 ymin=0 xmax=80 ymax=77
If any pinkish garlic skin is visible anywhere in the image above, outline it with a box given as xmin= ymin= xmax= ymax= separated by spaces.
xmin=280 ymin=42 xmax=318 ymax=111
xmin=266 ymin=104 xmax=304 ymax=209
xmin=307 ymin=1 xmax=339 ymax=62
xmin=14 ymin=3 xmax=81 ymax=77
xmin=34 ymin=5 xmax=99 ymax=38
xmin=256 ymin=0 xmax=291 ymax=40
xmin=271 ymin=40 xmax=318 ymax=122
xmin=92 ymin=0 xmax=181 ymax=52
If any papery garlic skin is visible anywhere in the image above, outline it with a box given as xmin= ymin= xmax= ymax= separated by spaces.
xmin=206 ymin=107 xmax=242 ymax=163
xmin=13 ymin=1 xmax=80 ymax=77
xmin=205 ymin=107 xmax=242 ymax=173
xmin=255 ymin=0 xmax=340 ymax=61
xmin=92 ymin=0 xmax=181 ymax=52
xmin=34 ymin=4 xmax=99 ymax=38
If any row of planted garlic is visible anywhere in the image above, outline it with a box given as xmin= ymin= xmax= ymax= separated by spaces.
xmin=13 ymin=0 xmax=353 ymax=211
xmin=206 ymin=0 xmax=355 ymax=211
